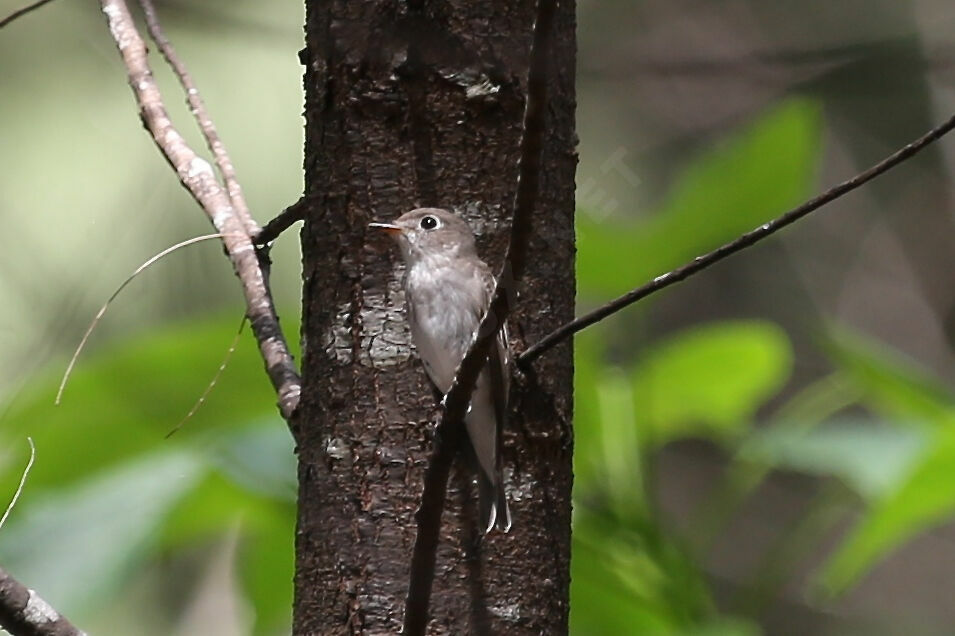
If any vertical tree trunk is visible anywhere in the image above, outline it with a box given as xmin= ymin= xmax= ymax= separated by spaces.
xmin=294 ymin=1 xmax=576 ymax=632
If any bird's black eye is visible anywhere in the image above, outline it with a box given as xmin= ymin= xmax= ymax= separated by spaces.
xmin=420 ymin=215 xmax=438 ymax=230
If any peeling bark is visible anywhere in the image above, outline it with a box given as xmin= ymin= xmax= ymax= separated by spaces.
xmin=294 ymin=1 xmax=576 ymax=632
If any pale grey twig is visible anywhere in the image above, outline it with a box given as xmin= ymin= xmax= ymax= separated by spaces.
xmin=137 ymin=0 xmax=260 ymax=237
xmin=100 ymin=0 xmax=301 ymax=419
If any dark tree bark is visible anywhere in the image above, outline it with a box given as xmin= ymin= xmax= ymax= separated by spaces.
xmin=294 ymin=0 xmax=577 ymax=633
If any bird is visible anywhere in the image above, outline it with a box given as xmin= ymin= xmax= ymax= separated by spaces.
xmin=370 ymin=208 xmax=512 ymax=534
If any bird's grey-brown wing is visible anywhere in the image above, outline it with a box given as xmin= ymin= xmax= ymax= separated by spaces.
xmin=478 ymin=264 xmax=512 ymax=531
xmin=478 ymin=263 xmax=510 ymax=415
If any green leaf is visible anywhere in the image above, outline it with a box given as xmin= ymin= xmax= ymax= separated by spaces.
xmin=0 ymin=318 xmax=299 ymax=630
xmin=631 ymin=321 xmax=793 ymax=443
xmin=571 ymin=507 xmax=751 ymax=635
xmin=595 ymin=370 xmax=645 ymax=512
xmin=0 ymin=451 xmax=204 ymax=618
xmin=205 ymin=422 xmax=297 ymax=503
xmin=739 ymin=421 xmax=928 ymax=500
xmin=0 ymin=315 xmax=291 ymax=491
xmin=238 ymin=504 xmax=295 ymax=636
xmin=578 ymin=99 xmax=822 ymax=298
xmin=818 ymin=429 xmax=955 ymax=595
xmin=573 ymin=332 xmax=606 ymax=487
xmin=571 ymin=514 xmax=697 ymax=634
xmin=824 ymin=327 xmax=955 ymax=425
xmin=570 ymin=538 xmax=676 ymax=635
xmin=685 ymin=619 xmax=762 ymax=636
xmin=157 ymin=429 xmax=296 ymax=635
xmin=158 ymin=470 xmax=276 ymax=549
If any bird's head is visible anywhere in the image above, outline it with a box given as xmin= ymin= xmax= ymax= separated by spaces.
xmin=369 ymin=208 xmax=478 ymax=264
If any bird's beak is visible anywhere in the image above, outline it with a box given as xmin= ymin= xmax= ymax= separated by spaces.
xmin=368 ymin=222 xmax=402 ymax=237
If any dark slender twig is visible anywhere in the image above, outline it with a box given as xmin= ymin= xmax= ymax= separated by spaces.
xmin=518 ymin=108 xmax=955 ymax=367
xmin=136 ymin=0 xmax=260 ymax=238
xmin=100 ymin=0 xmax=301 ymax=420
xmin=0 ymin=566 xmax=85 ymax=636
xmin=254 ymin=196 xmax=306 ymax=246
xmin=166 ymin=316 xmax=248 ymax=438
xmin=0 ymin=0 xmax=56 ymax=29
xmin=402 ymin=0 xmax=558 ymax=633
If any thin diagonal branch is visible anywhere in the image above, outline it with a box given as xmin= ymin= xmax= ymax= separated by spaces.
xmin=0 ymin=566 xmax=85 ymax=636
xmin=56 ymin=233 xmax=236 ymax=405
xmin=402 ymin=0 xmax=558 ymax=633
xmin=137 ymin=0 xmax=260 ymax=238
xmin=166 ymin=316 xmax=247 ymax=438
xmin=0 ymin=0 xmax=56 ymax=29
xmin=100 ymin=0 xmax=301 ymax=420
xmin=518 ymin=108 xmax=955 ymax=367
xmin=0 ymin=438 xmax=34 ymax=533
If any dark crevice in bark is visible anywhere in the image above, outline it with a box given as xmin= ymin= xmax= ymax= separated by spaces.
xmin=403 ymin=66 xmax=440 ymax=207
xmin=399 ymin=8 xmax=440 ymax=208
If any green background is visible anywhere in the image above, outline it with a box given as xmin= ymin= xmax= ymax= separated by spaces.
xmin=2 ymin=1 xmax=954 ymax=634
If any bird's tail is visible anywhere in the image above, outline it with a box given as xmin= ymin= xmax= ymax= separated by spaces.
xmin=478 ymin=472 xmax=512 ymax=535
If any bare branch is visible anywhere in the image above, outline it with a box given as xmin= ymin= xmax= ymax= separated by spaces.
xmin=402 ymin=0 xmax=558 ymax=632
xmin=254 ymin=197 xmax=306 ymax=247
xmin=99 ymin=0 xmax=301 ymax=420
xmin=0 ymin=0 xmax=56 ymax=29
xmin=0 ymin=438 xmax=34 ymax=533
xmin=56 ymin=233 xmax=235 ymax=406
xmin=137 ymin=0 xmax=260 ymax=237
xmin=518 ymin=109 xmax=955 ymax=367
xmin=0 ymin=566 xmax=85 ymax=636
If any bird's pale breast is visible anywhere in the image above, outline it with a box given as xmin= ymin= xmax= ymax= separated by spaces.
xmin=404 ymin=256 xmax=487 ymax=392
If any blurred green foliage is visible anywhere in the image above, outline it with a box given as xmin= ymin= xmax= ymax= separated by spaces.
xmin=569 ymin=100 xmax=955 ymax=634
xmin=0 ymin=317 xmax=296 ymax=634
xmin=1 ymin=7 xmax=953 ymax=632
xmin=577 ymin=100 xmax=820 ymax=298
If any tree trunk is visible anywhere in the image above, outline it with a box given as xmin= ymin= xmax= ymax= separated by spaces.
xmin=294 ymin=0 xmax=577 ymax=632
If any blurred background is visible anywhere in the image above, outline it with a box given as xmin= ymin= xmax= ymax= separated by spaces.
xmin=1 ymin=0 xmax=954 ymax=634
